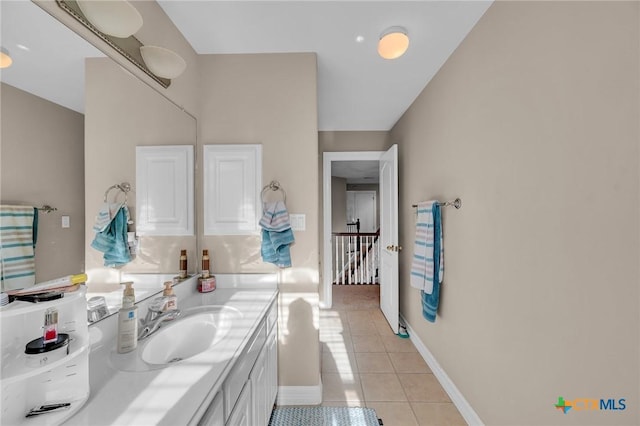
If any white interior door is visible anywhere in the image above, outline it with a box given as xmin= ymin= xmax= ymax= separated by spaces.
xmin=379 ymin=144 xmax=399 ymax=333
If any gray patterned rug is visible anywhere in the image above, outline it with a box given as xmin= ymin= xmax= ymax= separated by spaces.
xmin=269 ymin=407 xmax=381 ymax=426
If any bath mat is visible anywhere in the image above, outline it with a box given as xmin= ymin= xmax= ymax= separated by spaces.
xmin=269 ymin=406 xmax=380 ymax=426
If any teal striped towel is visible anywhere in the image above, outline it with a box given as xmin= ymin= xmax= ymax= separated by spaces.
xmin=260 ymin=201 xmax=294 ymax=268
xmin=410 ymin=201 xmax=443 ymax=294
xmin=1 ymin=205 xmax=38 ymax=291
xmin=421 ymin=203 xmax=443 ymax=322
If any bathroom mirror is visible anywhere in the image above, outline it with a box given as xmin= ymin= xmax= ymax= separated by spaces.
xmin=0 ymin=1 xmax=197 ymax=316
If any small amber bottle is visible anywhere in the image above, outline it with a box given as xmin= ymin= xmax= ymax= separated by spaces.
xmin=179 ymin=249 xmax=188 ymax=279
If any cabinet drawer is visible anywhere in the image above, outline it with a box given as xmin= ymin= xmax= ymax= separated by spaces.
xmin=223 ymin=320 xmax=266 ymax=421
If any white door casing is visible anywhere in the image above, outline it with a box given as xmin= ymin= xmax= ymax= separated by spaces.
xmin=379 ymin=144 xmax=399 ymax=334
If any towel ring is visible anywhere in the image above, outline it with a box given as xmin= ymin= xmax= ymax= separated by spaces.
xmin=261 ymin=180 xmax=286 ymax=204
xmin=104 ymin=182 xmax=131 ymax=204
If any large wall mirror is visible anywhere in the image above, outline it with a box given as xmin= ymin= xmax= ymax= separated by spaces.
xmin=1 ymin=1 xmax=197 ymax=311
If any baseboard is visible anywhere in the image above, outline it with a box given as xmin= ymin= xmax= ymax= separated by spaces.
xmin=401 ymin=315 xmax=484 ymax=426
xmin=276 ymin=382 xmax=323 ymax=406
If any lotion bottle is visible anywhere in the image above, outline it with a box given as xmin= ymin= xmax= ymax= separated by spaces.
xmin=198 ymin=249 xmax=216 ymax=293
xmin=117 ymin=282 xmax=138 ymax=354
xmin=162 ymin=281 xmax=177 ymax=311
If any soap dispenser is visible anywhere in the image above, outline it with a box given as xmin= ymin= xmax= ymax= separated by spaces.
xmin=163 ymin=281 xmax=177 ymax=311
xmin=117 ymin=282 xmax=138 ymax=354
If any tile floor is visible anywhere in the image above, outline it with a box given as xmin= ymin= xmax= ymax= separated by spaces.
xmin=320 ymin=285 xmax=466 ymax=426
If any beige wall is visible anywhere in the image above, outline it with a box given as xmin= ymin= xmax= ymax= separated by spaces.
xmin=84 ymin=58 xmax=197 ymax=292
xmin=1 ymin=83 xmax=85 ymax=282
xmin=391 ymin=2 xmax=639 ymax=425
xmin=198 ymin=53 xmax=320 ymax=387
xmin=319 ymin=131 xmax=389 ymax=152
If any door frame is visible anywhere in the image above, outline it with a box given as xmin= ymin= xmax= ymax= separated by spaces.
xmin=321 ymin=151 xmax=384 ymax=309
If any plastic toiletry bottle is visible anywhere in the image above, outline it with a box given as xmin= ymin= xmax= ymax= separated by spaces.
xmin=117 ymin=282 xmax=138 ymax=354
xmin=179 ymin=249 xmax=188 ymax=279
xmin=198 ymin=249 xmax=216 ymax=293
xmin=43 ymin=308 xmax=58 ymax=344
xmin=163 ymin=282 xmax=177 ymax=311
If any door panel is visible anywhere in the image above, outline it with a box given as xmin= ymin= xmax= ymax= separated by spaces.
xmin=379 ymin=145 xmax=399 ymax=333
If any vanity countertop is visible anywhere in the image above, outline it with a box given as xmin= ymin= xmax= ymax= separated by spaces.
xmin=64 ymin=275 xmax=278 ymax=426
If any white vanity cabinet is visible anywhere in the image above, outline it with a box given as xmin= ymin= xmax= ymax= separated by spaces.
xmin=197 ymin=299 xmax=278 ymax=426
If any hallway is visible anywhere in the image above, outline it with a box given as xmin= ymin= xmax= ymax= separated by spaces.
xmin=320 ymin=285 xmax=466 ymax=426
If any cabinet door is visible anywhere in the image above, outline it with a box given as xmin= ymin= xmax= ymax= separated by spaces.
xmin=203 ymin=144 xmax=262 ymax=235
xmin=198 ymin=391 xmax=224 ymax=426
xmin=266 ymin=326 xmax=278 ymax=409
xmin=135 ymin=145 xmax=194 ymax=236
xmin=250 ymin=346 xmax=268 ymax=426
xmin=227 ymin=380 xmax=252 ymax=426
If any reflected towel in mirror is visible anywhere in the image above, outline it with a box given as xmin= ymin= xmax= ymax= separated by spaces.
xmin=0 ymin=205 xmax=38 ymax=291
xmin=91 ymin=205 xmax=132 ymax=267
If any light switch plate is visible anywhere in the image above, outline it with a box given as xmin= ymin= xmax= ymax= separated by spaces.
xmin=61 ymin=216 xmax=70 ymax=228
xmin=289 ymin=214 xmax=306 ymax=231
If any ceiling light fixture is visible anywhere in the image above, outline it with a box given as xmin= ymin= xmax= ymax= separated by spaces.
xmin=140 ymin=46 xmax=187 ymax=79
xmin=77 ymin=0 xmax=143 ymax=38
xmin=0 ymin=47 xmax=12 ymax=69
xmin=378 ymin=26 xmax=409 ymax=60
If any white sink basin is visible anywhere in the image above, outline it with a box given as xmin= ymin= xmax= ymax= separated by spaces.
xmin=141 ymin=305 xmax=241 ymax=366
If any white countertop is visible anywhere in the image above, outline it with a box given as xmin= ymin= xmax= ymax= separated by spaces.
xmin=64 ymin=276 xmax=278 ymax=426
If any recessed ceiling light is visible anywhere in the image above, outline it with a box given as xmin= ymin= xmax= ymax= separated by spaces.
xmin=378 ymin=26 xmax=409 ymax=60
xmin=355 ymin=35 xmax=365 ymax=43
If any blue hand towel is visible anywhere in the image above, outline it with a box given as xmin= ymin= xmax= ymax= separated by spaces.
xmin=261 ymin=228 xmax=295 ymax=268
xmin=0 ymin=205 xmax=37 ymax=291
xmin=91 ymin=205 xmax=132 ymax=267
xmin=421 ymin=203 xmax=443 ymax=323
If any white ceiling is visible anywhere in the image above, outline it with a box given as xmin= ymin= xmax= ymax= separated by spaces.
xmin=1 ymin=1 xmax=491 ymax=131
xmin=158 ymin=1 xmax=492 ymax=131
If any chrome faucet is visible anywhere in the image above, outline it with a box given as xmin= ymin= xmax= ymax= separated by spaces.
xmin=138 ymin=298 xmax=181 ymax=340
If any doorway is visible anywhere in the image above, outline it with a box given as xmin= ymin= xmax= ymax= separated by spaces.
xmin=322 ymin=147 xmax=399 ymax=333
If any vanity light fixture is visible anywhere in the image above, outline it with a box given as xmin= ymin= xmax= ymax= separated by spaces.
xmin=140 ymin=45 xmax=186 ymax=79
xmin=0 ymin=47 xmax=13 ymax=68
xmin=378 ymin=26 xmax=409 ymax=60
xmin=76 ymin=0 xmax=143 ymax=38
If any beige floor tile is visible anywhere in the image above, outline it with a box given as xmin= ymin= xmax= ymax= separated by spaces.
xmin=411 ymin=402 xmax=466 ymax=426
xmin=347 ymin=310 xmax=374 ymax=322
xmin=322 ymin=351 xmax=359 ymax=374
xmin=349 ymin=318 xmax=379 ymax=335
xmin=380 ymin=335 xmax=418 ymax=352
xmin=374 ymin=320 xmax=397 ymax=337
xmin=355 ymin=353 xmax=394 ymax=373
xmin=360 ymin=373 xmax=407 ymax=402
xmin=398 ymin=374 xmax=451 ymax=402
xmin=321 ymin=373 xmax=364 ymax=403
xmin=389 ymin=352 xmax=432 ymax=374
xmin=352 ymin=334 xmax=385 ymax=353
xmin=322 ymin=334 xmax=354 ymax=353
xmin=321 ymin=401 xmax=366 ymax=407
xmin=367 ymin=402 xmax=418 ymax=426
